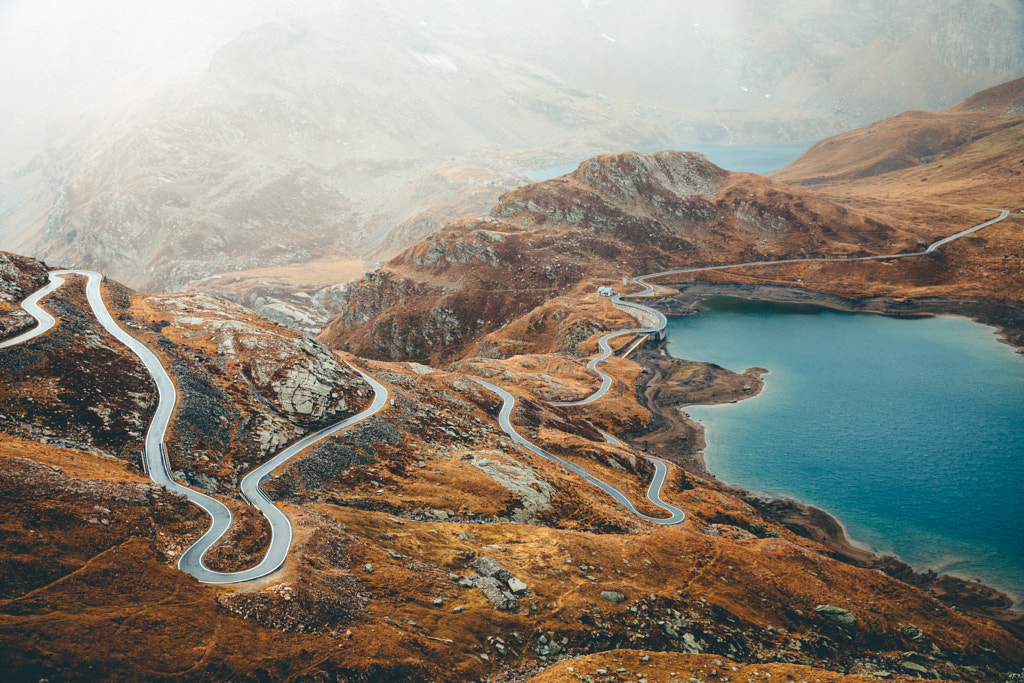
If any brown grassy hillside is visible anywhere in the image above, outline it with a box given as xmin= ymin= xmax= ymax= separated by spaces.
xmin=3 ymin=256 xmax=1022 ymax=681
xmin=320 ymin=151 xmax=922 ymax=365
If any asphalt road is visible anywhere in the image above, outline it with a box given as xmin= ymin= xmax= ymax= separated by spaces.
xmin=555 ymin=208 xmax=1011 ymax=406
xmin=3 ymin=210 xmax=1009 ymax=570
xmin=472 ymin=378 xmax=686 ymax=525
xmin=632 ymin=208 xmax=1011 ymax=285
xmin=4 ymin=269 xmax=389 ymax=583
xmin=179 ymin=361 xmax=388 ymax=584
xmin=0 ymin=272 xmax=65 ymax=348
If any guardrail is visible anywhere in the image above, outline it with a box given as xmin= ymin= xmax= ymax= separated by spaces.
xmin=607 ymin=279 xmax=669 ymax=343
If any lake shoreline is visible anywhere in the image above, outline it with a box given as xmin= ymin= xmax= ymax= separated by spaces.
xmin=651 ymin=282 xmax=1024 ymax=354
xmin=625 ymin=287 xmax=1024 ymax=642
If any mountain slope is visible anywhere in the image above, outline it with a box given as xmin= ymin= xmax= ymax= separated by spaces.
xmin=773 ymin=76 xmax=1024 ymax=186
xmin=5 ymin=8 xmax=773 ymax=293
xmin=4 ymin=0 xmax=1022 ymax=293
xmin=319 ymin=150 xmax=920 ymax=364
xmin=750 ymin=77 xmax=1024 ymax=314
xmin=1 ymin=254 xmax=1023 ymax=680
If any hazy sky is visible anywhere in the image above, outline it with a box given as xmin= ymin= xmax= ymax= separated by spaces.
xmin=0 ymin=0 xmax=334 ymax=155
xmin=2 ymin=0 xmax=1022 ymax=162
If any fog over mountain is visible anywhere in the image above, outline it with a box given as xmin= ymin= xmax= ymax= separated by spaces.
xmin=1 ymin=0 xmax=1021 ymax=290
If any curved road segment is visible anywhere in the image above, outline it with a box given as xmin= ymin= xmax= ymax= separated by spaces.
xmin=472 ymin=378 xmax=685 ymax=524
xmin=2 ymin=270 xmax=388 ymax=583
xmin=0 ymin=272 xmax=66 ymax=348
xmin=558 ymin=209 xmax=1011 ymax=406
xmin=536 ymin=208 xmax=1010 ymax=523
xmin=1 ymin=210 xmax=1009 ymax=568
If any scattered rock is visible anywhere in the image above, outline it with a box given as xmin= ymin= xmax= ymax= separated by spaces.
xmin=507 ymin=577 xmax=529 ymax=595
xmin=901 ymin=661 xmax=931 ymax=675
xmin=600 ymin=591 xmax=626 ymax=603
xmin=470 ymin=575 xmax=518 ymax=611
xmin=471 ymin=556 xmax=512 ymax=582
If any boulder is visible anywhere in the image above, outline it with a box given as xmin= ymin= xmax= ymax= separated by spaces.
xmin=815 ymin=604 xmax=856 ymax=625
xmin=507 ymin=577 xmax=529 ymax=594
xmin=682 ymin=632 xmax=702 ymax=653
xmin=472 ymin=575 xmax=518 ymax=611
xmin=901 ymin=661 xmax=931 ymax=675
xmin=471 ymin=556 xmax=513 ymax=582
xmin=600 ymin=590 xmax=626 ymax=603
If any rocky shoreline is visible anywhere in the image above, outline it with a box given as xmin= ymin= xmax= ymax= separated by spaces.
xmin=625 ymin=285 xmax=1024 ymax=643
xmin=653 ymin=282 xmax=1024 ymax=353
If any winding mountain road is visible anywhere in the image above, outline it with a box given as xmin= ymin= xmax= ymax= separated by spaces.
xmin=471 ymin=378 xmax=685 ymax=524
xmin=1 ymin=209 xmax=1009 ymax=565
xmin=559 ymin=208 xmax=1011 ymax=406
xmin=2 ymin=269 xmax=389 ymax=583
xmin=0 ymin=272 xmax=66 ymax=348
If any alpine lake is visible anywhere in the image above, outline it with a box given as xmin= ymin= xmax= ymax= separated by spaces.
xmin=537 ymin=143 xmax=1024 ymax=604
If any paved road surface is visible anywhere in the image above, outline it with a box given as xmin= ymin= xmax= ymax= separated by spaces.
xmin=3 ymin=270 xmax=389 ymax=583
xmin=557 ymin=209 xmax=1011 ymax=406
xmin=0 ymin=273 xmax=65 ymax=348
xmin=472 ymin=378 xmax=685 ymax=525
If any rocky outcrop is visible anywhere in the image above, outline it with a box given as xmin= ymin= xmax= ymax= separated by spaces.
xmin=815 ymin=604 xmax=856 ymax=626
xmin=467 ymin=451 xmax=555 ymax=523
xmin=134 ymin=291 xmax=374 ymax=494
xmin=320 ymin=150 xmax=912 ymax=364
xmin=149 ymin=294 xmax=365 ymax=429
xmin=467 ymin=556 xmax=529 ymax=611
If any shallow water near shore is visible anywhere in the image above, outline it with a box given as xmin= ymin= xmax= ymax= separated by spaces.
xmin=669 ymin=297 xmax=1024 ymax=605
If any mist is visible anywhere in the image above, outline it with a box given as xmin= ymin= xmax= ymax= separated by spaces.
xmin=1 ymin=0 xmax=1021 ymax=290
xmin=4 ymin=0 xmax=1021 ymax=152
xmin=0 ymin=0 xmax=334 ymax=158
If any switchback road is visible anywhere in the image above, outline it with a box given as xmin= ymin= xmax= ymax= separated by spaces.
xmin=472 ymin=378 xmax=685 ymax=525
xmin=559 ymin=209 xmax=1011 ymax=405
xmin=3 ymin=270 xmax=388 ymax=583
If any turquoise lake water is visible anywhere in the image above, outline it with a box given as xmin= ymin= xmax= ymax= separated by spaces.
xmin=528 ymin=143 xmax=811 ymax=180
xmin=668 ymin=298 xmax=1024 ymax=604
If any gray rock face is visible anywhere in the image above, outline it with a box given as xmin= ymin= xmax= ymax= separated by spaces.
xmin=681 ymin=632 xmax=702 ymax=653
xmin=600 ymin=590 xmax=626 ymax=603
xmin=815 ymin=604 xmax=856 ymax=625
xmin=467 ymin=556 xmax=531 ymax=609
xmin=467 ymin=451 xmax=554 ymax=523
xmin=471 ymin=556 xmax=513 ymax=583
xmin=470 ymin=574 xmax=518 ymax=611
xmin=901 ymin=661 xmax=931 ymax=675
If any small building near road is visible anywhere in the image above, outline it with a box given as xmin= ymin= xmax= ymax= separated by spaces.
xmin=597 ymin=286 xmax=615 ymax=297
